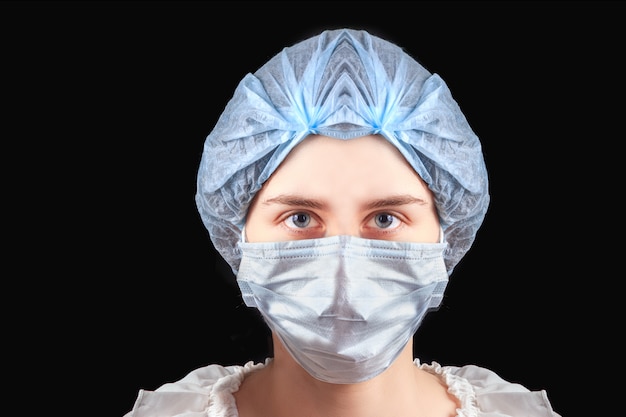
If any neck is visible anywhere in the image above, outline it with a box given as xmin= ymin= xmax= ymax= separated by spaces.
xmin=236 ymin=334 xmax=455 ymax=417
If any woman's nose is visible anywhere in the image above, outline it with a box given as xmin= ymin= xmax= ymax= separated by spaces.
xmin=325 ymin=220 xmax=361 ymax=238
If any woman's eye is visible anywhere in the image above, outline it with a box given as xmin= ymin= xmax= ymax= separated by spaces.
xmin=287 ymin=212 xmax=311 ymax=228
xmin=374 ymin=213 xmax=399 ymax=229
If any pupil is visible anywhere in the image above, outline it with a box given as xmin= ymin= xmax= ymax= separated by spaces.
xmin=377 ymin=214 xmax=393 ymax=228
xmin=293 ymin=213 xmax=309 ymax=227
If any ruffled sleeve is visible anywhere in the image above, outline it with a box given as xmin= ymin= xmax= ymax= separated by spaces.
xmin=124 ymin=361 xmax=268 ymax=417
xmin=419 ymin=361 xmax=561 ymax=417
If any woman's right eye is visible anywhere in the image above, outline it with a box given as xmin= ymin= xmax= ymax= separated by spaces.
xmin=286 ymin=212 xmax=311 ymax=228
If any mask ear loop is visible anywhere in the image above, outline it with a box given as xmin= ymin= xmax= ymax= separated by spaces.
xmin=241 ymin=226 xmax=248 ymax=243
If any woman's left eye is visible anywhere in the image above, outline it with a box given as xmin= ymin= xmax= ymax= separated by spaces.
xmin=374 ymin=213 xmax=399 ymax=229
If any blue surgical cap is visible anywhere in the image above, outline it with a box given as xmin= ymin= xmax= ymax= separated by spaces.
xmin=195 ymin=28 xmax=489 ymax=275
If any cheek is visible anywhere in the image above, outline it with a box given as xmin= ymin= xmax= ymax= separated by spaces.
xmin=243 ymin=194 xmax=269 ymax=242
xmin=406 ymin=209 xmax=441 ymax=243
xmin=423 ymin=210 xmax=442 ymax=243
xmin=244 ymin=215 xmax=279 ymax=243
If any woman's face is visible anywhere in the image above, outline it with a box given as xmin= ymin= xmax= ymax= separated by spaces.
xmin=245 ymin=134 xmax=440 ymax=244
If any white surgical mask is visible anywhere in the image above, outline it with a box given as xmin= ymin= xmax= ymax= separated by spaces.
xmin=236 ymin=233 xmax=449 ymax=384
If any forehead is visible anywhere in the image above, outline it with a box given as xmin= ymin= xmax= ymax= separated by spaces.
xmin=261 ymin=134 xmax=430 ymax=197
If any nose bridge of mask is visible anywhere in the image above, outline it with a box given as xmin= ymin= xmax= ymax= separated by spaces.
xmin=241 ymin=226 xmax=445 ymax=243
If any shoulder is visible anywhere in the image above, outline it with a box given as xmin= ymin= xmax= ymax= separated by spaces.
xmin=123 ymin=360 xmax=269 ymax=417
xmin=418 ymin=361 xmax=561 ymax=417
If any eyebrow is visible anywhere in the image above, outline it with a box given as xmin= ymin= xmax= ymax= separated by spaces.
xmin=262 ymin=194 xmax=428 ymax=210
xmin=363 ymin=195 xmax=429 ymax=210
xmin=263 ymin=195 xmax=327 ymax=209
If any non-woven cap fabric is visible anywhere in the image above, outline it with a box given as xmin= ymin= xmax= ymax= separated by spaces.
xmin=195 ymin=28 xmax=490 ymax=275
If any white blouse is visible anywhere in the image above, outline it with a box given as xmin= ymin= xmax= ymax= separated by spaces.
xmin=124 ymin=359 xmax=560 ymax=417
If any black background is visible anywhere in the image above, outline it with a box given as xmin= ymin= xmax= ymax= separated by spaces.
xmin=4 ymin=1 xmax=622 ymax=416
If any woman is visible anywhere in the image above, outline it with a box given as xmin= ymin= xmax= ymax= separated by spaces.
xmin=125 ymin=28 xmax=560 ymax=417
